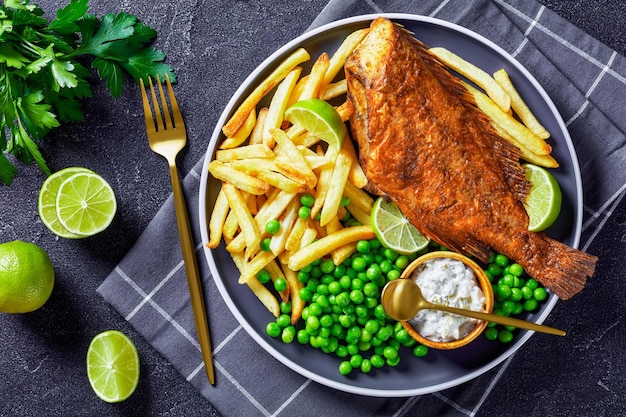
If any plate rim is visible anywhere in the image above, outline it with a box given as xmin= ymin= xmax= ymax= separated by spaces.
xmin=198 ymin=12 xmax=583 ymax=397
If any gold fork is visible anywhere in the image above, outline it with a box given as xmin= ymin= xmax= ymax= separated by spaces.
xmin=140 ymin=74 xmax=215 ymax=385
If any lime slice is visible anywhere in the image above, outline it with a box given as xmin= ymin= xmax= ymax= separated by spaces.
xmin=284 ymin=98 xmax=346 ymax=150
xmin=38 ymin=167 xmax=93 ymax=239
xmin=370 ymin=197 xmax=430 ymax=255
xmin=87 ymin=330 xmax=140 ymax=403
xmin=56 ymin=172 xmax=117 ymax=236
xmin=523 ymin=163 xmax=562 ymax=232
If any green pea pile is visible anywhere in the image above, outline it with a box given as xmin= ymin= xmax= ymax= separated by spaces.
xmin=483 ymin=253 xmax=550 ymax=343
xmin=264 ymin=238 xmax=430 ymax=376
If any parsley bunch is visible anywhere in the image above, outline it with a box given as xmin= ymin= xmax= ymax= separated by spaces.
xmin=0 ymin=0 xmax=175 ymax=185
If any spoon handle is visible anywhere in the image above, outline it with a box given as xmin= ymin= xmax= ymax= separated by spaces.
xmin=430 ymin=304 xmax=566 ymax=336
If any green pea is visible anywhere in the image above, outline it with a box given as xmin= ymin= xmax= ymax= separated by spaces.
xmin=370 ymin=354 xmax=385 ymax=368
xmin=299 ymin=287 xmax=313 ymax=302
xmin=484 ymin=327 xmax=498 ymax=341
xmin=387 ymin=269 xmax=401 ymax=280
xmin=508 ymin=263 xmax=524 ymax=276
xmin=298 ymin=205 xmax=311 ymax=219
xmin=260 ymin=237 xmax=271 ymax=252
xmin=335 ymin=345 xmax=348 ymax=358
xmin=356 ymin=240 xmax=371 ymax=254
xmin=349 ymin=354 xmax=363 ymax=368
xmin=297 ymin=329 xmax=309 ymax=344
xmin=338 ymin=361 xmax=352 ymax=376
xmin=496 ymin=284 xmax=512 ymax=300
xmin=340 ymin=197 xmax=351 ymax=207
xmin=395 ymin=328 xmax=410 ymax=344
xmin=413 ymin=344 xmax=429 ymax=357
xmin=377 ymin=327 xmax=391 ymax=342
xmin=526 ymin=278 xmax=539 ymax=290
xmin=380 ymin=260 xmax=393 ymax=275
xmin=281 ymin=326 xmax=296 ymax=344
xmin=328 ymin=281 xmax=342 ymax=295
xmin=366 ymin=264 xmax=382 ymax=281
xmin=299 ymin=193 xmax=315 ymax=207
xmin=276 ymin=313 xmax=291 ymax=328
xmin=498 ymin=329 xmax=514 ymax=343
xmin=257 ymin=269 xmax=271 ymax=284
xmin=306 ymin=315 xmax=320 ymax=331
xmin=488 ymin=263 xmax=502 ymax=276
xmin=339 ymin=275 xmax=351 ymax=289
xmin=383 ymin=345 xmax=398 ymax=360
xmin=266 ymin=322 xmax=281 ymax=338
xmin=520 ymin=285 xmax=533 ymax=300
xmin=395 ymin=255 xmax=410 ymax=270
xmin=265 ymin=219 xmax=280 ymax=235
xmin=360 ymin=359 xmax=372 ymax=374
xmin=363 ymin=282 xmax=379 ymax=298
xmin=533 ymin=287 xmax=548 ymax=301
xmin=351 ymin=256 xmax=367 ymax=272
xmin=523 ymin=298 xmax=538 ymax=312
xmin=274 ymin=277 xmax=287 ymax=292
xmin=494 ymin=253 xmax=509 ymax=267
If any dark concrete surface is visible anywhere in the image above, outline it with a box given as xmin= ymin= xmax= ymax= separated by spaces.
xmin=1 ymin=1 xmax=624 ymax=416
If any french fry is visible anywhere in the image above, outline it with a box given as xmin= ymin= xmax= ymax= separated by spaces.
xmin=223 ymin=48 xmax=310 ymax=137
xmin=285 ymin=217 xmax=308 ymax=252
xmin=219 ymin=109 xmax=256 ymax=149
xmin=209 ymin=160 xmax=270 ymax=195
xmin=335 ymin=100 xmax=353 ymax=122
xmin=299 ymin=220 xmax=318 ymax=249
xmin=249 ymin=107 xmax=268 ymax=145
xmin=492 ymin=123 xmax=558 ymax=168
xmin=263 ymin=67 xmax=302 ymax=146
xmin=271 ymin=128 xmax=317 ymax=188
xmin=331 ymin=242 xmax=357 ymax=266
xmin=493 ymin=69 xmax=550 ymax=140
xmin=238 ymin=250 xmax=276 ymax=284
xmin=464 ymin=82 xmax=552 ymax=156
xmin=269 ymin=198 xmax=300 ymax=256
xmin=320 ymin=149 xmax=352 ymax=226
xmin=227 ymin=190 xmax=298 ymax=253
xmin=265 ymin=260 xmax=290 ymax=302
xmin=298 ymin=52 xmax=330 ymax=101
xmin=222 ymin=210 xmax=239 ymax=240
xmin=207 ymin=188 xmax=229 ymax=249
xmin=216 ymin=144 xmax=274 ymax=162
xmin=343 ymin=180 xmax=374 ymax=213
xmin=324 ymin=28 xmax=369 ymax=84
xmin=320 ymin=79 xmax=347 ymax=101
xmin=282 ymin=266 xmax=305 ymax=325
xmin=342 ymin=137 xmax=368 ymax=188
xmin=231 ymin=252 xmax=281 ymax=317
xmin=429 ymin=46 xmax=511 ymax=112
xmin=345 ymin=202 xmax=371 ymax=226
xmin=288 ymin=225 xmax=375 ymax=271
xmin=228 ymin=159 xmax=306 ymax=193
xmin=310 ymin=160 xmax=334 ymax=219
xmin=222 ymin=183 xmax=262 ymax=258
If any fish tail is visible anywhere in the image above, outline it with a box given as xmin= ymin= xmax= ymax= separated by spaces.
xmin=523 ymin=234 xmax=597 ymax=300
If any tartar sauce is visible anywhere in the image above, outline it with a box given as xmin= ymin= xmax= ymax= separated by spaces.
xmin=408 ymin=257 xmax=485 ymax=342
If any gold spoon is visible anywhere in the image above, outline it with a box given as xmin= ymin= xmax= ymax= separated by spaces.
xmin=381 ymin=279 xmax=566 ymax=336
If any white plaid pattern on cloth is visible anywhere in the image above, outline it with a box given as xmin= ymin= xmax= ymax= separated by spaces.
xmin=97 ymin=0 xmax=626 ymax=415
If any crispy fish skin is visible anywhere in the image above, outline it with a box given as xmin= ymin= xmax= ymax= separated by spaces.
xmin=345 ymin=17 xmax=596 ymax=299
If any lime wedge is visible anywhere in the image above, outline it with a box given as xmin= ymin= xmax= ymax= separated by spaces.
xmin=370 ymin=197 xmax=430 ymax=255
xmin=38 ymin=167 xmax=93 ymax=239
xmin=285 ymin=98 xmax=346 ymax=150
xmin=523 ymin=163 xmax=562 ymax=232
xmin=87 ymin=330 xmax=140 ymax=403
xmin=56 ymin=172 xmax=117 ymax=236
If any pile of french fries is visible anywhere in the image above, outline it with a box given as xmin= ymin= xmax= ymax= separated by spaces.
xmin=207 ymin=28 xmax=376 ymax=325
xmin=206 ymin=27 xmax=559 ymax=326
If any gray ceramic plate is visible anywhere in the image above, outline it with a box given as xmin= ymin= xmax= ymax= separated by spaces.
xmin=199 ymin=14 xmax=583 ymax=397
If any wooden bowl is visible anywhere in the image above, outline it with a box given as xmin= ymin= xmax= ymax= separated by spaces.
xmin=400 ymin=251 xmax=494 ymax=350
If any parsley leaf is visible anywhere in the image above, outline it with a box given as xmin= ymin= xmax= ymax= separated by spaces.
xmin=0 ymin=0 xmax=174 ymax=185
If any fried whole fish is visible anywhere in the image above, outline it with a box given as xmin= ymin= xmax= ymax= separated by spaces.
xmin=345 ymin=17 xmax=596 ymax=300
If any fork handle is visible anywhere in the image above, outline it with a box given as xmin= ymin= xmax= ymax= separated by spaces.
xmin=169 ymin=164 xmax=216 ymax=385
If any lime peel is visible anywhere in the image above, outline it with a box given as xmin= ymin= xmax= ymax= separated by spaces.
xmin=370 ymin=197 xmax=430 ymax=255
xmin=522 ymin=163 xmax=562 ymax=232
xmin=284 ymin=98 xmax=346 ymax=150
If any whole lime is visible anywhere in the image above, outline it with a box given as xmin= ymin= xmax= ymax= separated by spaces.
xmin=0 ymin=240 xmax=55 ymax=313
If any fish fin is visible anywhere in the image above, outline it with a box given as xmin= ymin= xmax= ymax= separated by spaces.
xmin=524 ymin=234 xmax=597 ymax=300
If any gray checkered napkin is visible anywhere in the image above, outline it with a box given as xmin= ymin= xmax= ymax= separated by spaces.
xmin=97 ymin=0 xmax=626 ymax=416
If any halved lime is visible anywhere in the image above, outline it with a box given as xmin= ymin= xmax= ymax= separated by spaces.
xmin=87 ymin=330 xmax=140 ymax=403
xmin=370 ymin=197 xmax=430 ymax=255
xmin=284 ymin=98 xmax=346 ymax=150
xmin=523 ymin=163 xmax=562 ymax=232
xmin=38 ymin=167 xmax=93 ymax=239
xmin=56 ymin=172 xmax=117 ymax=236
